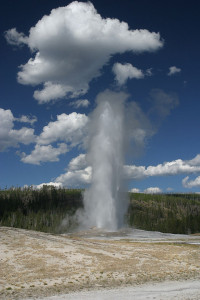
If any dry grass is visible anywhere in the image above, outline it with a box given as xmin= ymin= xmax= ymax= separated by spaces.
xmin=0 ymin=227 xmax=199 ymax=299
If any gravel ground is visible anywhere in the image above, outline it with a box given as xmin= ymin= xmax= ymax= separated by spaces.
xmin=0 ymin=227 xmax=200 ymax=299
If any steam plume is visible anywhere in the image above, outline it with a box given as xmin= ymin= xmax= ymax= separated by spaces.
xmin=82 ymin=90 xmax=128 ymax=230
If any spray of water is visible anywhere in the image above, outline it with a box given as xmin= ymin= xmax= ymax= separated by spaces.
xmin=82 ymin=90 xmax=129 ymax=231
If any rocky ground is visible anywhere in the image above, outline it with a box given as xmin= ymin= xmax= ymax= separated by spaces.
xmin=0 ymin=227 xmax=200 ymax=299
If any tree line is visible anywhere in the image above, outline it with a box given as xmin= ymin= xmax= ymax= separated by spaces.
xmin=0 ymin=186 xmax=83 ymax=233
xmin=0 ymin=186 xmax=200 ymax=234
xmin=128 ymin=193 xmax=200 ymax=234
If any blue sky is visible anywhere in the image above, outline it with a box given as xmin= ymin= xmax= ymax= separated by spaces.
xmin=1 ymin=0 xmax=200 ymax=193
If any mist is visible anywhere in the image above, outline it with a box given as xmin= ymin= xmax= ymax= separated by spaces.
xmin=74 ymin=88 xmax=174 ymax=231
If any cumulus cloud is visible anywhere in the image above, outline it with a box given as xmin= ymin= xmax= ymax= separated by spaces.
xmin=33 ymin=82 xmax=69 ymax=104
xmin=55 ymin=166 xmax=92 ymax=187
xmin=21 ymin=143 xmax=68 ymax=165
xmin=15 ymin=115 xmax=37 ymax=125
xmin=18 ymin=112 xmax=88 ymax=165
xmin=144 ymin=187 xmax=162 ymax=194
xmin=124 ymin=165 xmax=146 ymax=179
xmin=144 ymin=159 xmax=198 ymax=176
xmin=56 ymin=153 xmax=200 ymax=187
xmin=124 ymin=155 xmax=200 ymax=179
xmin=112 ymin=63 xmax=145 ymax=85
xmin=32 ymin=153 xmax=89 ymax=187
xmin=57 ymin=151 xmax=200 ymax=187
xmin=0 ymin=108 xmax=36 ymax=151
xmin=186 ymin=154 xmax=200 ymax=166
xmin=129 ymin=188 xmax=140 ymax=193
xmin=6 ymin=1 xmax=163 ymax=103
xmin=54 ymin=153 xmax=90 ymax=187
xmin=33 ymin=182 xmax=63 ymax=189
xmin=68 ymin=154 xmax=87 ymax=171
xmin=69 ymin=99 xmax=90 ymax=108
xmin=168 ymin=66 xmax=181 ymax=76
xmin=37 ymin=112 xmax=88 ymax=146
xmin=35 ymin=153 xmax=200 ymax=187
xmin=182 ymin=176 xmax=200 ymax=188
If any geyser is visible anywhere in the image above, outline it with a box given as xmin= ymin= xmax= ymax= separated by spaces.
xmin=83 ymin=90 xmax=128 ymax=230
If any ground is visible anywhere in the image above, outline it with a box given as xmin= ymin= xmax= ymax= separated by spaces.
xmin=0 ymin=227 xmax=200 ymax=299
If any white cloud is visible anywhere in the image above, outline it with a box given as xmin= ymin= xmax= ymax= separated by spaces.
xmin=33 ymin=182 xmax=63 ymax=189
xmin=68 ymin=154 xmax=87 ymax=171
xmin=69 ymin=99 xmax=90 ymax=108
xmin=15 ymin=115 xmax=37 ymax=125
xmin=37 ymin=112 xmax=88 ymax=146
xmin=6 ymin=1 xmax=163 ymax=103
xmin=0 ymin=108 xmax=36 ymax=151
xmin=55 ymin=153 xmax=200 ymax=187
xmin=55 ymin=153 xmax=90 ymax=187
xmin=124 ymin=155 xmax=200 ymax=179
xmin=55 ymin=166 xmax=92 ymax=187
xmin=21 ymin=143 xmax=68 ymax=165
xmin=144 ymin=187 xmax=162 ymax=194
xmin=10 ymin=128 xmax=35 ymax=145
xmin=19 ymin=112 xmax=88 ymax=165
xmin=129 ymin=188 xmax=140 ymax=193
xmin=34 ymin=153 xmax=200 ymax=188
xmin=145 ymin=159 xmax=198 ymax=176
xmin=4 ymin=28 xmax=28 ymax=46
xmin=168 ymin=66 xmax=181 ymax=76
xmin=186 ymin=154 xmax=200 ymax=166
xmin=182 ymin=176 xmax=200 ymax=188
xmin=124 ymin=165 xmax=146 ymax=179
xmin=33 ymin=82 xmax=69 ymax=104
xmin=112 ymin=63 xmax=145 ymax=85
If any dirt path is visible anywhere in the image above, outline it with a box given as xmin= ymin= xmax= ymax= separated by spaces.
xmin=32 ymin=280 xmax=200 ymax=300
xmin=0 ymin=227 xmax=200 ymax=299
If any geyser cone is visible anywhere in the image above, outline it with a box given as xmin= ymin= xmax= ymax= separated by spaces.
xmin=83 ymin=90 xmax=128 ymax=231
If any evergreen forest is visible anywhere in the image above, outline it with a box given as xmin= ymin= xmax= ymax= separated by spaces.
xmin=0 ymin=186 xmax=200 ymax=234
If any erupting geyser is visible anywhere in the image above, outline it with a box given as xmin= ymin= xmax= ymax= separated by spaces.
xmin=83 ymin=90 xmax=128 ymax=230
